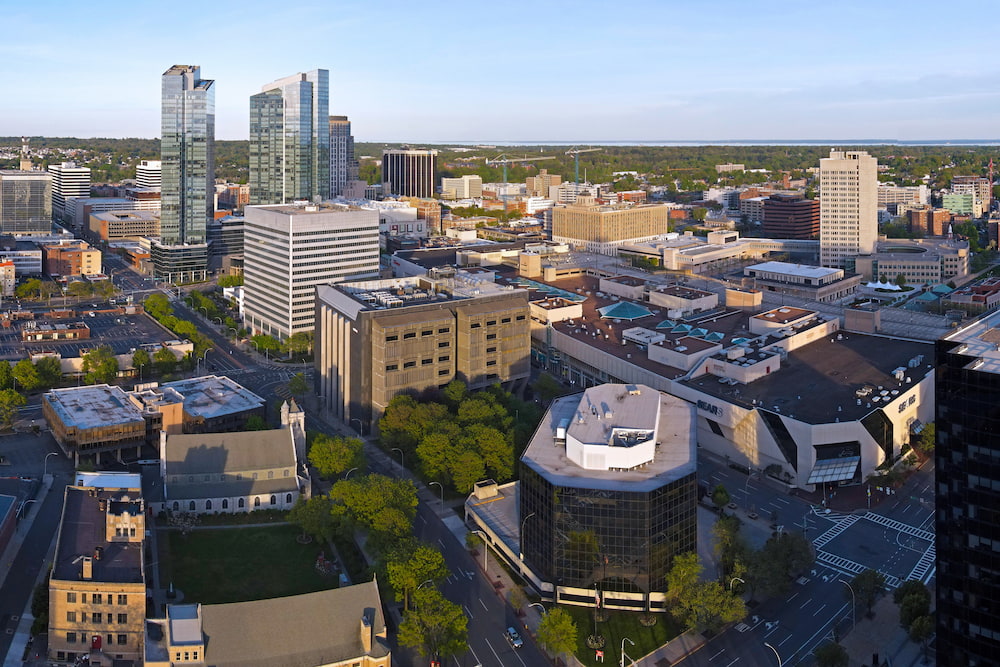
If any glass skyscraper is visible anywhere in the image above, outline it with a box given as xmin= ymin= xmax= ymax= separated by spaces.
xmin=158 ymin=65 xmax=214 ymax=282
xmin=249 ymin=70 xmax=330 ymax=206
xmin=0 ymin=170 xmax=52 ymax=235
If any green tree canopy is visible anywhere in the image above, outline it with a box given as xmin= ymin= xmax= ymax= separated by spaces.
xmin=666 ymin=552 xmax=745 ymax=631
xmin=385 ymin=542 xmax=450 ymax=610
xmin=0 ymin=388 xmax=26 ymax=428
xmin=251 ymin=334 xmax=281 ymax=353
xmin=711 ymin=484 xmax=731 ymax=511
xmin=287 ymin=373 xmax=309 ymax=396
xmin=308 ymin=433 xmax=365 ymax=478
xmin=153 ymin=347 xmax=177 ymax=375
xmin=144 ymin=293 xmax=173 ymax=320
xmin=912 ymin=424 xmax=935 ymax=458
xmin=283 ymin=332 xmax=313 ymax=356
xmin=217 ymin=274 xmax=243 ymax=287
xmin=330 ymin=474 xmax=418 ymax=557
xmin=398 ymin=587 xmax=468 ymax=659
xmin=899 ymin=592 xmax=931 ymax=631
xmin=908 ymin=614 xmax=933 ymax=649
xmin=750 ymin=532 xmax=815 ymax=597
xmin=12 ymin=358 xmax=41 ymax=392
xmin=132 ymin=349 xmax=151 ymax=375
xmin=287 ymin=495 xmax=338 ymax=543
xmin=813 ymin=641 xmax=849 ymax=667
xmin=851 ymin=569 xmax=887 ymax=614
xmin=82 ymin=346 xmax=119 ymax=384
xmin=244 ymin=415 xmax=268 ymax=431
xmin=35 ymin=356 xmax=62 ymax=388
xmin=536 ymin=607 xmax=578 ymax=658
xmin=531 ymin=373 xmax=563 ymax=404
xmin=893 ymin=579 xmax=930 ymax=606
xmin=0 ymin=360 xmax=13 ymax=391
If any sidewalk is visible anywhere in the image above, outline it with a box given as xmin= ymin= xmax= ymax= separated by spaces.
xmin=840 ymin=594 xmax=932 ymax=667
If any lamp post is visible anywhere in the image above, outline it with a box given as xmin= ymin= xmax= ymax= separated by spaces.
xmin=764 ymin=642 xmax=782 ymax=667
xmin=228 ymin=327 xmax=238 ymax=339
xmin=17 ymin=499 xmax=37 ymax=520
xmin=620 ymin=637 xmax=634 ymax=667
xmin=518 ymin=512 xmax=536 ymax=567
xmin=841 ymin=579 xmax=856 ymax=631
xmin=350 ymin=418 xmax=365 ymax=436
xmin=213 ymin=317 xmax=223 ymax=326
xmin=43 ymin=451 xmax=58 ymax=476
xmin=429 ymin=481 xmax=444 ymax=505
xmin=343 ymin=467 xmax=358 ymax=480
xmin=528 ymin=602 xmax=546 ymax=616
xmin=391 ymin=448 xmax=404 ymax=475
xmin=730 ymin=576 xmax=745 ymax=592
xmin=745 ymin=472 xmax=753 ymax=512
xmin=470 ymin=529 xmax=491 ymax=572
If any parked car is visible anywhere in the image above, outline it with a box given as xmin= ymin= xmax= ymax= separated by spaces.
xmin=505 ymin=627 xmax=523 ymax=649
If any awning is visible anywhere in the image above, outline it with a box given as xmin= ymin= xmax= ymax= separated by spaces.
xmin=807 ymin=456 xmax=861 ymax=484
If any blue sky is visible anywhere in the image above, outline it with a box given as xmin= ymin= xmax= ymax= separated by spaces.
xmin=4 ymin=0 xmax=999 ymax=142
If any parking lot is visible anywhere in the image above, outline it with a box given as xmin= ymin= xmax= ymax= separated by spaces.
xmin=0 ymin=311 xmax=171 ymax=360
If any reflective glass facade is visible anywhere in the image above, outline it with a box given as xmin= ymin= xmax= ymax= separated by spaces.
xmin=160 ymin=65 xmax=214 ymax=277
xmin=249 ymin=70 xmax=330 ymax=206
xmin=0 ymin=171 xmax=52 ymax=234
xmin=520 ymin=464 xmax=697 ymax=599
xmin=936 ymin=334 xmax=1000 ymax=665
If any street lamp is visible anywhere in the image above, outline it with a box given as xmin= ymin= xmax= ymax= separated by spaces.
xmin=429 ymin=481 xmax=444 ymax=505
xmin=350 ymin=417 xmax=365 ymax=436
xmin=519 ymin=512 xmax=536 ymax=561
xmin=17 ymin=499 xmax=37 ymax=520
xmin=228 ymin=327 xmax=238 ymax=338
xmin=43 ymin=451 xmax=58 ymax=476
xmin=528 ymin=602 xmax=546 ymax=616
xmin=841 ymin=579 xmax=856 ymax=631
xmin=470 ymin=529 xmax=492 ymax=571
xmin=343 ymin=467 xmax=358 ymax=480
xmin=213 ymin=317 xmax=223 ymax=326
xmin=417 ymin=579 xmax=434 ymax=590
xmin=198 ymin=306 xmax=208 ymax=317
xmin=391 ymin=448 xmax=404 ymax=475
xmin=764 ymin=642 xmax=782 ymax=667
xmin=620 ymin=637 xmax=635 ymax=667
xmin=730 ymin=576 xmax=745 ymax=592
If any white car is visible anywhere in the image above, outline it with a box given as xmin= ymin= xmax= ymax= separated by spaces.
xmin=504 ymin=627 xmax=523 ymax=649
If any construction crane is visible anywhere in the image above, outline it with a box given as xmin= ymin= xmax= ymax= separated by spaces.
xmin=485 ymin=153 xmax=555 ymax=212
xmin=565 ymin=147 xmax=603 ymax=188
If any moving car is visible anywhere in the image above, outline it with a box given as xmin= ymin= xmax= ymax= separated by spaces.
xmin=505 ymin=627 xmax=523 ymax=649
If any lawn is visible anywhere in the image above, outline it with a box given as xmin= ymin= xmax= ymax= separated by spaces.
xmin=162 ymin=524 xmax=340 ymax=604
xmin=562 ymin=605 xmax=681 ymax=666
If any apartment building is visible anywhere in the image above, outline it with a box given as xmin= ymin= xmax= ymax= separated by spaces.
xmin=40 ymin=240 xmax=101 ymax=276
xmin=552 ymin=201 xmax=670 ymax=255
xmin=315 ymin=272 xmax=531 ymax=431
xmin=526 ymin=169 xmax=562 ymax=197
xmin=819 ymin=150 xmax=878 ymax=268
xmin=48 ymin=162 xmax=91 ymax=223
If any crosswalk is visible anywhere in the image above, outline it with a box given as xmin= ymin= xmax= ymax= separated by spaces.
xmin=863 ymin=511 xmax=935 ymax=543
xmin=812 ymin=515 xmax=859 ymax=550
xmin=907 ymin=544 xmax=936 ymax=584
xmin=816 ymin=550 xmax=902 ymax=589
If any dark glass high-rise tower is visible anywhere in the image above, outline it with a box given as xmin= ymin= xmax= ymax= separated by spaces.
xmin=249 ymin=70 xmax=330 ymax=206
xmin=158 ymin=64 xmax=213 ymax=282
xmin=936 ymin=311 xmax=1000 ymax=665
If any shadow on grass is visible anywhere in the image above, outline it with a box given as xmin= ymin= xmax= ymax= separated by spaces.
xmin=562 ymin=605 xmax=681 ymax=666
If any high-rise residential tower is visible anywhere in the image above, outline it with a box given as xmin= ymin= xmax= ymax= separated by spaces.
xmin=382 ymin=149 xmax=437 ymax=198
xmin=936 ymin=311 xmax=1000 ymax=665
xmin=157 ymin=65 xmax=214 ymax=282
xmin=48 ymin=162 xmax=91 ymax=224
xmin=818 ymin=149 xmax=878 ymax=269
xmin=249 ymin=70 xmax=330 ymax=206
xmin=136 ymin=160 xmax=162 ymax=189
xmin=329 ymin=115 xmax=357 ymax=198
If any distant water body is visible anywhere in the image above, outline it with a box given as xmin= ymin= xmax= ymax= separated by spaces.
xmin=413 ymin=140 xmax=1000 ymax=147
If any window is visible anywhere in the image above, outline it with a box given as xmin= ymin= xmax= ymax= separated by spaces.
xmin=189 ymin=501 xmax=195 ymax=511
xmin=193 ymin=652 xmax=199 ymax=660
xmin=487 ymin=320 xmax=496 ymax=326
xmin=283 ymin=469 xmax=290 ymax=477
xmin=438 ymin=327 xmax=450 ymax=334
xmin=501 ymin=317 xmax=511 ymax=323
xmin=438 ymin=341 xmax=449 ymax=348
xmin=471 ymin=322 xmax=481 ymax=329
xmin=203 ymin=474 xmax=210 ymax=482
xmin=252 ymin=472 xmax=258 ymax=480
xmin=93 ymin=594 xmax=103 ymax=604
xmin=184 ymin=652 xmax=190 ymax=660
xmin=270 ymin=495 xmax=277 ymax=506
xmin=421 ymin=330 xmax=432 ymax=336
xmin=238 ymin=498 xmax=246 ymax=509
xmin=81 ymin=593 xmax=87 ymax=603
xmin=254 ymin=497 xmax=261 ymax=507
xmin=386 ymin=364 xmax=398 ymax=372
xmin=486 ymin=333 xmax=497 ymax=340
xmin=403 ymin=361 xmax=416 ymax=368
xmin=486 ymin=360 xmax=497 ymax=367
xmin=117 ymin=595 xmax=127 ymax=605
xmin=67 ymin=632 xmax=77 ymax=644
xmin=206 ymin=500 xmax=212 ymax=511
xmin=107 ymin=613 xmax=113 ymax=624
xmin=385 ymin=335 xmax=398 ymax=342
xmin=403 ymin=332 xmax=416 ymax=339
xmin=486 ymin=347 xmax=496 ymax=353
xmin=516 ymin=315 xmax=526 ymax=321
xmin=66 ymin=592 xmax=76 ymax=603
xmin=422 ymin=358 xmax=433 ymax=365
xmin=107 ymin=634 xmax=113 ymax=646
xmin=117 ymin=634 xmax=127 ymax=646
xmin=438 ymin=355 xmax=450 ymax=362
xmin=438 ymin=369 xmax=449 ymax=376
xmin=66 ymin=611 xmax=76 ymax=623
xmin=286 ymin=493 xmax=292 ymax=503
xmin=268 ymin=470 xmax=274 ymax=479
xmin=117 ymin=613 xmax=127 ymax=625
xmin=222 ymin=499 xmax=229 ymax=510
xmin=172 ymin=501 xmax=179 ymax=511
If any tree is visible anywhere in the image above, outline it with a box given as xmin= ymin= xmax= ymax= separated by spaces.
xmin=711 ymin=484 xmax=731 ymax=512
xmin=287 ymin=372 xmax=309 ymax=396
xmin=217 ymin=274 xmax=243 ymax=287
xmin=12 ymin=358 xmax=41 ymax=392
xmin=912 ymin=423 xmax=935 ymax=458
xmin=244 ymin=415 xmax=268 ymax=431
xmin=536 ymin=607 xmax=578 ymax=659
xmin=813 ymin=641 xmax=849 ymax=667
xmin=35 ymin=356 xmax=62 ymax=388
xmin=132 ymin=349 xmax=151 ymax=377
xmin=330 ymin=474 xmax=418 ymax=557
xmin=15 ymin=278 xmax=43 ymax=300
xmin=67 ymin=281 xmax=92 ymax=298
xmin=899 ymin=592 xmax=930 ymax=631
xmin=82 ymin=345 xmax=119 ymax=384
xmin=441 ymin=379 xmax=467 ymax=407
xmin=895 ymin=273 xmax=907 ymax=287
xmin=712 ymin=514 xmax=748 ymax=581
xmin=909 ymin=614 xmax=933 ymax=654
xmin=308 ymin=433 xmax=365 ymax=478
xmin=251 ymin=334 xmax=281 ymax=354
xmin=283 ymin=331 xmax=313 ymax=356
xmin=0 ymin=361 xmax=13 ymax=391
xmin=893 ymin=579 xmax=930 ymax=606
xmin=153 ymin=347 xmax=177 ymax=375
xmin=851 ymin=569 xmax=886 ymax=615
xmin=398 ymin=587 xmax=468 ymax=659
xmin=287 ymin=495 xmax=337 ymax=543
xmin=666 ymin=553 xmax=745 ymax=631
xmin=0 ymin=388 xmax=26 ymax=428
xmin=531 ymin=373 xmax=563 ymax=404
xmin=144 ymin=293 xmax=173 ymax=320
xmin=692 ymin=207 xmax=708 ymax=222
xmin=750 ymin=532 xmax=815 ymax=597
xmin=386 ymin=542 xmax=450 ymax=610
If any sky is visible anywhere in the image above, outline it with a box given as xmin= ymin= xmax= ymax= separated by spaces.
xmin=4 ymin=0 xmax=1000 ymax=143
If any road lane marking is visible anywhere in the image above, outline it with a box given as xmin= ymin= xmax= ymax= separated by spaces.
xmin=480 ymin=598 xmax=488 ymax=610
xmin=484 ymin=638 xmax=503 ymax=665
xmin=710 ymin=649 xmax=725 ymax=660
xmin=725 ymin=658 xmax=740 ymax=666
xmin=799 ymin=597 xmax=812 ymax=609
xmin=812 ymin=603 xmax=826 ymax=617
xmin=463 ymin=604 xmax=474 ymax=619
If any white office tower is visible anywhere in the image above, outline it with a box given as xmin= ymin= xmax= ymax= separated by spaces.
xmin=136 ymin=160 xmax=162 ymax=189
xmin=819 ymin=150 xmax=878 ymax=269
xmin=329 ymin=115 xmax=357 ymax=197
xmin=243 ymin=201 xmax=379 ymax=339
xmin=48 ymin=162 xmax=91 ymax=223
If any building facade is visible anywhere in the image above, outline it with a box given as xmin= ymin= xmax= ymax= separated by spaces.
xmin=48 ymin=162 xmax=91 ymax=223
xmin=135 ymin=159 xmax=162 ymax=189
xmin=88 ymin=210 xmax=161 ymax=242
xmin=552 ymin=202 xmax=671 ymax=255
xmin=819 ymin=150 xmax=878 ymax=269
xmin=315 ymin=274 xmax=531 ymax=430
xmin=761 ymin=194 xmax=820 ymax=239
xmin=40 ymin=240 xmax=101 ymax=277
xmin=159 ymin=65 xmax=214 ymax=281
xmin=517 ymin=385 xmax=697 ymax=610
xmin=382 ymin=149 xmax=437 ymax=198
xmin=441 ymin=175 xmax=483 ymax=200
xmin=935 ymin=311 xmax=1000 ymax=665
xmin=329 ymin=115 xmax=357 ymax=198
xmin=244 ymin=202 xmax=379 ymax=339
xmin=0 ymin=170 xmax=52 ymax=235
xmin=249 ymin=70 xmax=330 ymax=206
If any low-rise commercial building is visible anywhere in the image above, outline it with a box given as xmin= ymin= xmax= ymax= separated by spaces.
xmin=854 ymin=238 xmax=970 ymax=284
xmin=87 ymin=210 xmax=161 ymax=242
xmin=40 ymin=239 xmax=101 ymax=277
xmin=315 ymin=273 xmax=531 ymax=431
xmin=552 ymin=201 xmax=671 ymax=255
xmin=743 ymin=261 xmax=863 ymax=302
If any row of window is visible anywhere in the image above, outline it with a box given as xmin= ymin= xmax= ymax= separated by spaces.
xmin=386 ymin=355 xmax=452 ymax=371
xmin=65 ymin=612 xmax=128 ymax=624
xmin=65 ymin=632 xmax=129 ymax=646
xmin=175 ymin=650 xmax=200 ymax=662
xmin=169 ymin=493 xmax=292 ymax=512
xmin=170 ymin=470 xmax=289 ymax=483
xmin=470 ymin=315 xmax=523 ymax=328
xmin=65 ymin=593 xmax=128 ymax=605
xmin=386 ymin=327 xmax=451 ymax=342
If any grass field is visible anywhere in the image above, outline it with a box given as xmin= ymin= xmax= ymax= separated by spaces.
xmin=161 ymin=524 xmax=340 ymax=604
xmin=562 ymin=605 xmax=681 ymax=666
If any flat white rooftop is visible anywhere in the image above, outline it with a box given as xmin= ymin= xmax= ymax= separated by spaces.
xmin=747 ymin=261 xmax=841 ymax=279
xmin=161 ymin=375 xmax=265 ymax=420
xmin=44 ymin=385 xmax=144 ymax=430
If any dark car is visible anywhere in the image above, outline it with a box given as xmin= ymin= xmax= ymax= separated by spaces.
xmin=505 ymin=626 xmax=523 ymax=649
